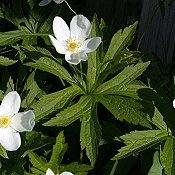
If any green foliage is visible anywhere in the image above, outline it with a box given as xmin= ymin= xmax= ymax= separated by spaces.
xmin=160 ymin=137 xmax=175 ymax=175
xmin=0 ymin=2 xmax=174 ymax=174
xmin=0 ymin=56 xmax=17 ymax=66
xmin=148 ymin=151 xmax=163 ymax=175
xmin=112 ymin=130 xmax=169 ymax=160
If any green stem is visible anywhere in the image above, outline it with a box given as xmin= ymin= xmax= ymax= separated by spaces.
xmin=110 ymin=160 xmax=118 ymax=175
xmin=64 ymin=0 xmax=77 ymax=15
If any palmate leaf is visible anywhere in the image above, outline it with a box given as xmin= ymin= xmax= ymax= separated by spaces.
xmin=44 ymin=95 xmax=92 ymax=127
xmin=101 ymin=21 xmax=138 ymax=72
xmin=80 ymin=101 xmax=101 ymax=166
xmin=0 ymin=56 xmax=17 ymax=66
xmin=86 ymin=14 xmax=102 ymax=92
xmin=94 ymin=62 xmax=150 ymax=94
xmin=33 ymin=85 xmax=82 ymax=122
xmin=160 ymin=137 xmax=175 ymax=175
xmin=97 ymin=95 xmax=152 ymax=128
xmin=112 ymin=130 xmax=168 ymax=160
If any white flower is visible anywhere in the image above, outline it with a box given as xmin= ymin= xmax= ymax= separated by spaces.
xmin=39 ymin=0 xmax=65 ymax=6
xmin=46 ymin=168 xmax=74 ymax=175
xmin=49 ymin=15 xmax=102 ymax=65
xmin=0 ymin=91 xmax=35 ymax=151
xmin=173 ymin=99 xmax=175 ymax=108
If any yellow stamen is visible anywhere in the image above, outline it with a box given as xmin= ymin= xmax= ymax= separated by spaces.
xmin=67 ymin=39 xmax=81 ymax=52
xmin=0 ymin=115 xmax=11 ymax=128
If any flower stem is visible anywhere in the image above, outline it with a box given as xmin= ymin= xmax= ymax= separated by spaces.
xmin=64 ymin=0 xmax=77 ymax=15
xmin=110 ymin=160 xmax=118 ymax=175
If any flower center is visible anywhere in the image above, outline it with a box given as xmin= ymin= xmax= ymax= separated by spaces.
xmin=67 ymin=39 xmax=81 ymax=52
xmin=0 ymin=115 xmax=11 ymax=128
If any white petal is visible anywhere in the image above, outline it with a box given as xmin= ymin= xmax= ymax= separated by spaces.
xmin=65 ymin=53 xmax=81 ymax=65
xmin=46 ymin=168 xmax=55 ymax=175
xmin=49 ymin=35 xmax=67 ymax=54
xmin=82 ymin=37 xmax=101 ymax=53
xmin=39 ymin=0 xmax=52 ymax=6
xmin=70 ymin=15 xmax=91 ymax=41
xmin=173 ymin=99 xmax=175 ymax=108
xmin=0 ymin=91 xmax=21 ymax=116
xmin=53 ymin=16 xmax=70 ymax=42
xmin=60 ymin=172 xmax=74 ymax=175
xmin=0 ymin=128 xmax=21 ymax=151
xmin=11 ymin=110 xmax=35 ymax=132
xmin=79 ymin=52 xmax=88 ymax=61
xmin=53 ymin=0 xmax=65 ymax=4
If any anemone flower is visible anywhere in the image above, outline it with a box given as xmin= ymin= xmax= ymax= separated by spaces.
xmin=39 ymin=0 xmax=65 ymax=6
xmin=49 ymin=15 xmax=102 ymax=65
xmin=0 ymin=91 xmax=35 ymax=151
xmin=46 ymin=168 xmax=74 ymax=175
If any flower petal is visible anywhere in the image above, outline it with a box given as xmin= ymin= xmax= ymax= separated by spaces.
xmin=39 ymin=0 xmax=52 ymax=6
xmin=70 ymin=15 xmax=91 ymax=41
xmin=11 ymin=110 xmax=35 ymax=132
xmin=60 ymin=172 xmax=74 ymax=175
xmin=0 ymin=91 xmax=21 ymax=116
xmin=82 ymin=37 xmax=101 ymax=53
xmin=79 ymin=52 xmax=88 ymax=61
xmin=53 ymin=16 xmax=70 ymax=42
xmin=49 ymin=35 xmax=67 ymax=54
xmin=65 ymin=53 xmax=81 ymax=65
xmin=53 ymin=0 xmax=65 ymax=4
xmin=0 ymin=128 xmax=21 ymax=151
xmin=46 ymin=168 xmax=55 ymax=175
xmin=173 ymin=99 xmax=175 ymax=108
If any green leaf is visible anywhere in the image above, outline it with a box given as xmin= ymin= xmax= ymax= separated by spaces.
xmin=0 ymin=2 xmax=16 ymax=24
xmin=94 ymin=62 xmax=150 ymax=94
xmin=101 ymin=22 xmax=138 ymax=72
xmin=21 ymin=71 xmax=46 ymax=109
xmin=0 ymin=145 xmax=8 ymax=159
xmin=97 ymin=95 xmax=151 ymax=128
xmin=44 ymin=95 xmax=92 ymax=127
xmin=59 ymin=162 xmax=92 ymax=173
xmin=110 ymin=81 xmax=152 ymax=100
xmin=0 ymin=56 xmax=17 ymax=66
xmin=86 ymin=14 xmax=101 ymax=92
xmin=80 ymin=101 xmax=101 ymax=166
xmin=48 ymin=131 xmax=68 ymax=172
xmin=22 ymin=131 xmax=53 ymax=157
xmin=152 ymin=107 xmax=168 ymax=131
xmin=148 ymin=151 xmax=163 ymax=175
xmin=112 ymin=130 xmax=168 ymax=160
xmin=16 ymin=46 xmax=73 ymax=82
xmin=24 ymin=56 xmax=73 ymax=83
xmin=28 ymin=151 xmax=47 ymax=172
xmin=0 ymin=31 xmax=25 ymax=46
xmin=33 ymin=85 xmax=82 ymax=122
xmin=160 ymin=137 xmax=175 ymax=175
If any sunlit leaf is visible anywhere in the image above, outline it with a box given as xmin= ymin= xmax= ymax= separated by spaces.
xmin=44 ymin=95 xmax=92 ymax=127
xmin=112 ymin=130 xmax=168 ymax=160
